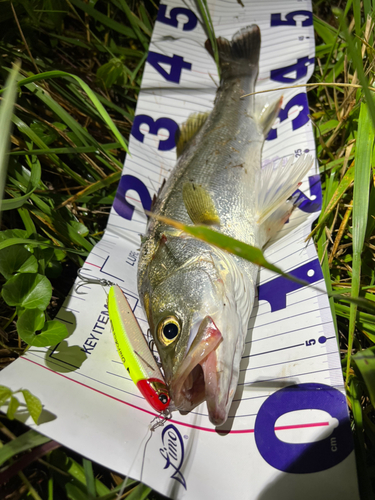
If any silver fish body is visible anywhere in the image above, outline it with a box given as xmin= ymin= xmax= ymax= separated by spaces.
xmin=138 ymin=25 xmax=311 ymax=426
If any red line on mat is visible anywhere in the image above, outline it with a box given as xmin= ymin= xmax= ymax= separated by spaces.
xmin=20 ymin=357 xmax=331 ymax=435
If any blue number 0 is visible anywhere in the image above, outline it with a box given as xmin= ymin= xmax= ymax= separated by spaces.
xmin=255 ymin=383 xmax=353 ymax=473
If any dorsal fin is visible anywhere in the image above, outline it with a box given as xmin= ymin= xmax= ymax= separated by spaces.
xmin=176 ymin=112 xmax=210 ymax=157
xmin=182 ymin=182 xmax=220 ymax=226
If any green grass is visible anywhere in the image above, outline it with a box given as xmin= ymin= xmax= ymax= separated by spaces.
xmin=0 ymin=0 xmax=375 ymax=498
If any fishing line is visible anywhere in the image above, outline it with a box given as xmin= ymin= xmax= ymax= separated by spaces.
xmin=116 ymin=412 xmax=170 ymax=500
xmin=116 ymin=424 xmax=152 ymax=499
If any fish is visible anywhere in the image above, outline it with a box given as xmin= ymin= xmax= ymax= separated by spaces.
xmin=137 ymin=25 xmax=313 ymax=426
xmin=108 ymin=285 xmax=170 ymax=413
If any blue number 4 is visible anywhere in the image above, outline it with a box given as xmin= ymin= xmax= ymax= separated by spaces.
xmin=147 ymin=52 xmax=192 ymax=84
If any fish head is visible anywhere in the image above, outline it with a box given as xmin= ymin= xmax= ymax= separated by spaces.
xmin=140 ymin=238 xmax=248 ymax=426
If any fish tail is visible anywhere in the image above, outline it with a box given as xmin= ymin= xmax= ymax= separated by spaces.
xmin=205 ymin=25 xmax=260 ymax=82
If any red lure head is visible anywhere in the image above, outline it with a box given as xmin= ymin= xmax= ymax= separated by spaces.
xmin=137 ymin=378 xmax=170 ymax=413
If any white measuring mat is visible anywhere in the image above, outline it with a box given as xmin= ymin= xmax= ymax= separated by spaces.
xmin=0 ymin=1 xmax=360 ymax=498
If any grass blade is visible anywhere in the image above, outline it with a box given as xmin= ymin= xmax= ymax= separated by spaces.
xmin=346 ymin=98 xmax=374 ymax=384
xmin=68 ymin=0 xmax=137 ymax=38
xmin=195 ymin=0 xmax=220 ymax=78
xmin=2 ymin=71 xmax=129 ymax=153
xmin=334 ymin=8 xmax=375 ymax=128
xmin=308 ymin=161 xmax=354 ymax=239
xmin=0 ymin=429 xmax=50 ymax=467
xmin=0 ymin=61 xmax=20 ymax=212
xmin=2 ymin=155 xmax=41 ymax=211
xmin=82 ymin=458 xmax=96 ymax=499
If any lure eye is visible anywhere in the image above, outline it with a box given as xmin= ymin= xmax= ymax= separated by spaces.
xmin=158 ymin=316 xmax=181 ymax=345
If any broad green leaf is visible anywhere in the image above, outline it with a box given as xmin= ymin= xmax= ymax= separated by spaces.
xmin=21 ymin=319 xmax=69 ymax=347
xmin=97 ymin=58 xmax=128 ymax=89
xmin=17 ymin=308 xmax=45 ymax=342
xmin=0 ymin=229 xmax=27 ymax=241
xmin=7 ymin=395 xmax=20 ymax=420
xmin=0 ymin=429 xmax=50 ymax=467
xmin=0 ymin=245 xmax=38 ymax=279
xmin=0 ymin=385 xmax=12 ymax=405
xmin=2 ymin=273 xmax=52 ymax=309
xmin=22 ymin=389 xmax=43 ymax=424
xmin=70 ymin=220 xmax=89 ymax=238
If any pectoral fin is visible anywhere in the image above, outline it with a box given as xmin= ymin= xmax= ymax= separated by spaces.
xmin=176 ymin=112 xmax=210 ymax=157
xmin=256 ymin=154 xmax=314 ymax=228
xmin=182 ymin=182 xmax=221 ymax=226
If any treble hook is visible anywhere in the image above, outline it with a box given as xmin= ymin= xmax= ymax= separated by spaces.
xmin=75 ymin=268 xmax=115 ymax=294
xmin=149 ymin=408 xmax=172 ymax=431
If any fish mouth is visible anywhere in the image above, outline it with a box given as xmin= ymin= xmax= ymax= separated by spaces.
xmin=170 ymin=316 xmax=228 ymax=426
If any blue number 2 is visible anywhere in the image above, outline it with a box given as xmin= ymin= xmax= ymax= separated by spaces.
xmin=113 ymin=175 xmax=152 ymax=221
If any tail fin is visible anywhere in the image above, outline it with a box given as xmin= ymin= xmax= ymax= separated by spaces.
xmin=205 ymin=25 xmax=260 ymax=82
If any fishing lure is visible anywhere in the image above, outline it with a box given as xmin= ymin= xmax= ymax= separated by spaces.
xmin=107 ymin=284 xmax=170 ymax=413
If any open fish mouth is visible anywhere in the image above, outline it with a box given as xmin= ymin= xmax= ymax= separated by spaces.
xmin=170 ymin=316 xmax=227 ymax=425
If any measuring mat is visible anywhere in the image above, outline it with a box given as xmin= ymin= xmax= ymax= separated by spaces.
xmin=0 ymin=1 xmax=360 ymax=498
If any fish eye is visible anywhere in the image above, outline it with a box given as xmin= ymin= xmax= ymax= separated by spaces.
xmin=158 ymin=316 xmax=181 ymax=345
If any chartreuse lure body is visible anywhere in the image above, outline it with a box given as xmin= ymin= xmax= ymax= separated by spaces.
xmin=108 ymin=285 xmax=170 ymax=413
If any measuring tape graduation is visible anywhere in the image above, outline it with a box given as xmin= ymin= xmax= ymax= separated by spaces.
xmin=0 ymin=1 xmax=360 ymax=499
